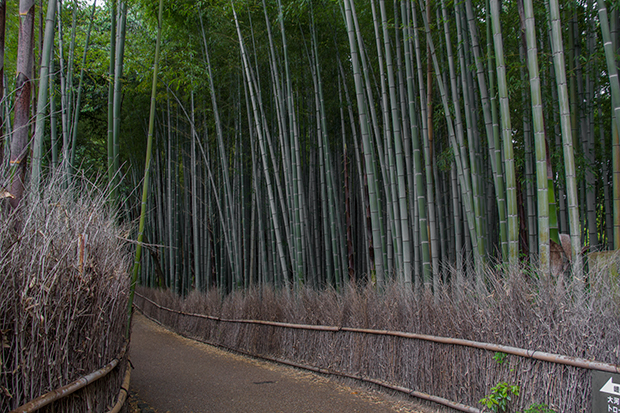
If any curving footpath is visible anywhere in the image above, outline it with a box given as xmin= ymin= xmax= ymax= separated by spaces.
xmin=127 ymin=312 xmax=436 ymax=413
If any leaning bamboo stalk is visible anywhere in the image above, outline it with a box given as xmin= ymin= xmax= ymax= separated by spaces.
xmin=276 ymin=0 xmax=305 ymax=285
xmin=10 ymin=343 xmax=128 ymax=413
xmin=233 ymin=3 xmax=289 ymax=281
xmin=135 ymin=293 xmax=620 ymax=374
xmin=200 ymin=18 xmax=242 ymax=286
xmin=403 ymin=0 xmax=431 ymax=283
xmin=64 ymin=0 xmax=78 ymax=129
xmin=348 ymin=0 xmax=389 ymax=279
xmin=126 ymin=0 xmax=164 ymax=335
xmin=369 ymin=0 xmax=401 ymax=279
xmin=310 ymin=8 xmax=344 ymax=286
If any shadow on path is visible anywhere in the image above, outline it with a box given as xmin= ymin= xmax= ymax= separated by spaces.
xmin=127 ymin=312 xmax=432 ymax=413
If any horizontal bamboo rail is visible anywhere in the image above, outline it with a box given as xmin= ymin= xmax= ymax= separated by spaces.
xmin=136 ymin=304 xmax=481 ymax=413
xmin=136 ymin=292 xmax=620 ymax=374
xmin=10 ymin=342 xmax=128 ymax=413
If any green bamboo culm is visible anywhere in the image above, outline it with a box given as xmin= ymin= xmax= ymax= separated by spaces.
xmin=126 ymin=0 xmax=164 ymax=338
xmin=597 ymin=0 xmax=620 ymax=249
xmin=490 ymin=0 xmax=518 ymax=265
xmin=31 ymin=0 xmax=58 ymax=194
xmin=547 ymin=0 xmax=581 ymax=267
xmin=523 ymin=0 xmax=551 ymax=274
xmin=107 ymin=0 xmax=116 ymax=198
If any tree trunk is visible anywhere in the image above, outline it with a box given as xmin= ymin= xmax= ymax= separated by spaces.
xmin=9 ymin=0 xmax=36 ymax=209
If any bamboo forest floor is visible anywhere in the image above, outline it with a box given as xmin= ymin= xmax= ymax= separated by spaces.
xmin=126 ymin=312 xmax=444 ymax=413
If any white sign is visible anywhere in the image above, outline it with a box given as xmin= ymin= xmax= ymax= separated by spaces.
xmin=601 ymin=377 xmax=620 ymax=397
xmin=593 ymin=371 xmax=620 ymax=413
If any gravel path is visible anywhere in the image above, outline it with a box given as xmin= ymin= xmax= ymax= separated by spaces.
xmin=127 ymin=312 xmax=437 ymax=413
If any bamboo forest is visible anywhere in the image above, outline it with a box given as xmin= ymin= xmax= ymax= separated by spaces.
xmin=2 ymin=0 xmax=620 ymax=293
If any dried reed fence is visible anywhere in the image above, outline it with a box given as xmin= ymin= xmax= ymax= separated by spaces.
xmin=135 ymin=263 xmax=620 ymax=413
xmin=0 ymin=174 xmax=132 ymax=413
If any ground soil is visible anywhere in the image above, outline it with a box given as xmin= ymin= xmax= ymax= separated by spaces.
xmin=126 ymin=312 xmax=446 ymax=413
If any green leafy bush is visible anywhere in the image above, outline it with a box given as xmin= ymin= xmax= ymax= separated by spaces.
xmin=480 ymin=382 xmax=520 ymax=413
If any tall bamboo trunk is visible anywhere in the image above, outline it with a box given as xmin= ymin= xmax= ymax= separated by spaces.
xmin=126 ymin=0 xmax=164 ymax=335
xmin=107 ymin=0 xmax=116 ymax=192
xmin=112 ymin=1 xmax=127 ymax=182
xmin=597 ymin=0 xmax=620 ymax=249
xmin=420 ymin=0 xmax=480 ymax=273
xmin=233 ymin=4 xmax=289 ymax=283
xmin=490 ymin=0 xmax=519 ymax=265
xmin=0 ymin=0 xmax=5 ymax=166
xmin=520 ymin=0 xmax=551 ymax=272
xmin=31 ymin=0 xmax=57 ymax=193
xmin=465 ymin=0 xmax=508 ymax=261
xmin=548 ymin=0 xmax=582 ymax=276
xmin=343 ymin=0 xmax=385 ymax=284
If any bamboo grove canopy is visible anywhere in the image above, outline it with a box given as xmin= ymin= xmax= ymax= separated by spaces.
xmin=1 ymin=0 xmax=619 ymax=293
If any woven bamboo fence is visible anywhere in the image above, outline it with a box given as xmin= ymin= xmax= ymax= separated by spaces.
xmin=135 ymin=265 xmax=620 ymax=413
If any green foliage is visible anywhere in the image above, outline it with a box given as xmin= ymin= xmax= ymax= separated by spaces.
xmin=493 ymin=352 xmax=507 ymax=365
xmin=480 ymin=382 xmax=520 ymax=413
xmin=520 ymin=404 xmax=555 ymax=413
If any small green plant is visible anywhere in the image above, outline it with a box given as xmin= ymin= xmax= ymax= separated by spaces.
xmin=493 ymin=352 xmax=508 ymax=365
xmin=520 ymin=404 xmax=555 ymax=413
xmin=480 ymin=382 xmax=520 ymax=413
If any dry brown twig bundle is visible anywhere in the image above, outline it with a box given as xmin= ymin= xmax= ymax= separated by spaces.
xmin=0 ymin=173 xmax=132 ymax=412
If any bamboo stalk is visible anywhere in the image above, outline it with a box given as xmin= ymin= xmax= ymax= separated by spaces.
xmin=547 ymin=0 xmax=582 ymax=277
xmin=490 ymin=0 xmax=519 ymax=265
xmin=343 ymin=0 xmax=385 ymax=283
xmin=126 ymin=0 xmax=164 ymax=335
xmin=31 ymin=0 xmax=58 ymax=193
xmin=597 ymin=0 xmax=620 ymax=249
xmin=522 ymin=0 xmax=550 ymax=273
